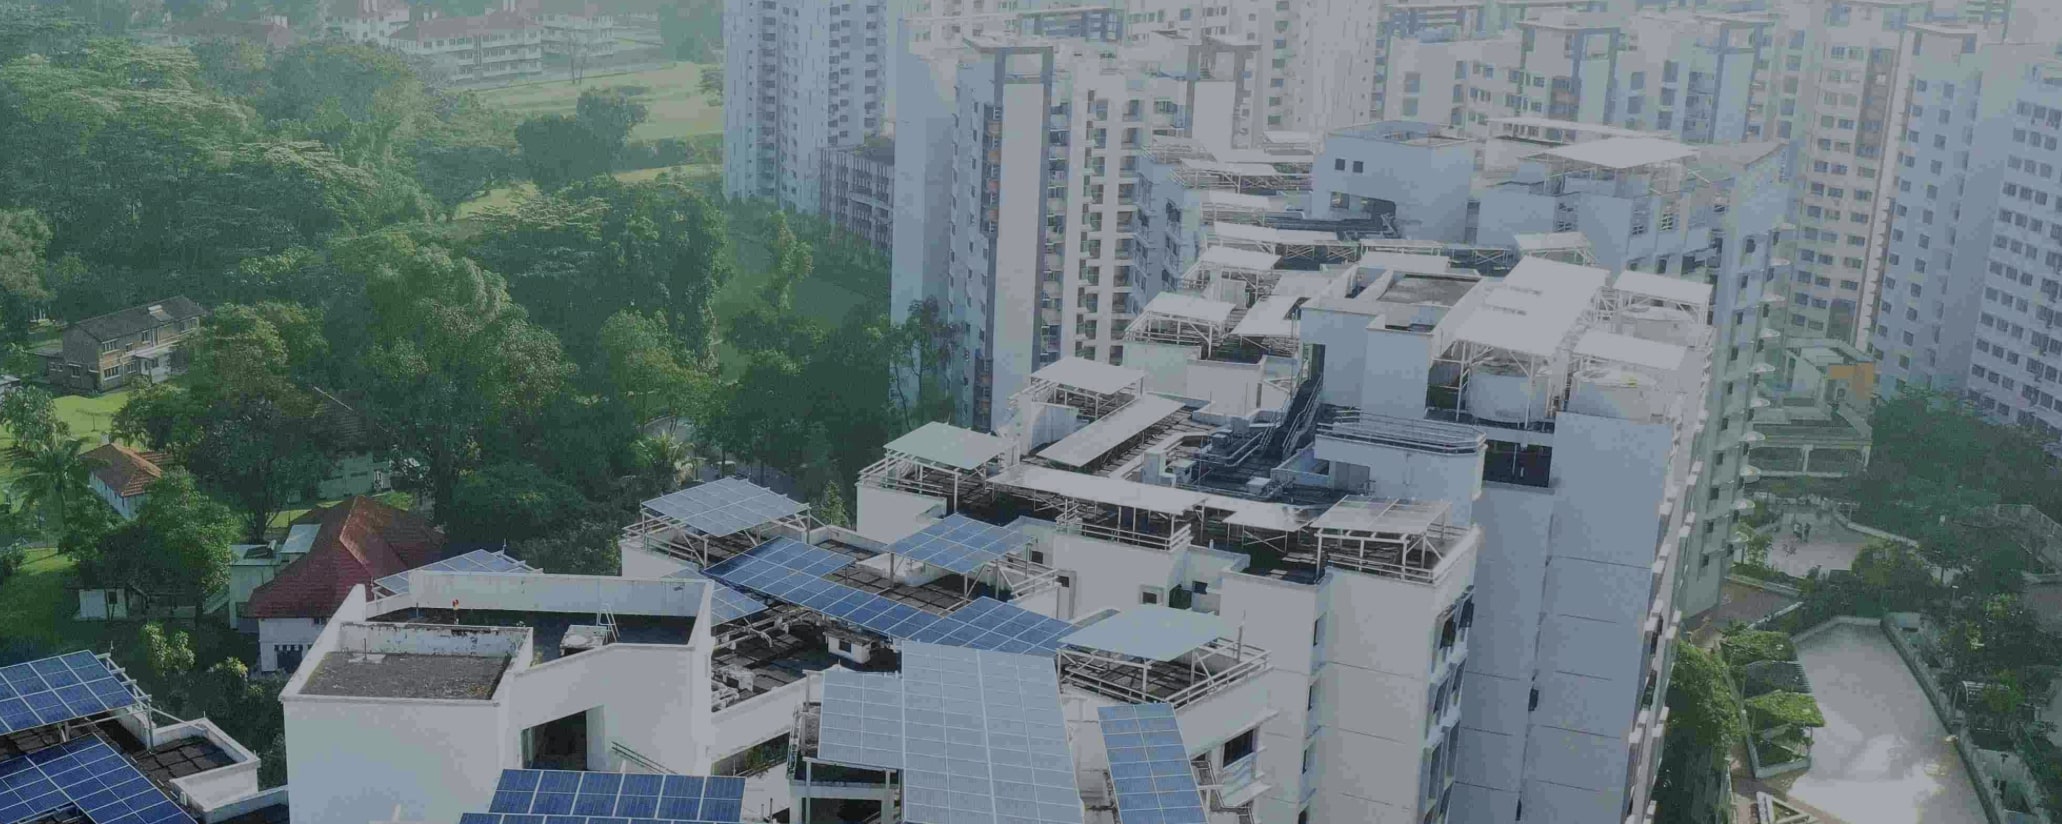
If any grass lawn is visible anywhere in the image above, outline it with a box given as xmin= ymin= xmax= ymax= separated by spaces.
xmin=0 ymin=388 xmax=140 ymax=487
xmin=475 ymin=62 xmax=721 ymax=143
xmin=0 ymin=548 xmax=249 ymax=671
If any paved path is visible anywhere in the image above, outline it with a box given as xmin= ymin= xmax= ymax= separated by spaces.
xmin=1766 ymin=515 xmax=1870 ymax=579
xmin=1786 ymin=624 xmax=1986 ymax=824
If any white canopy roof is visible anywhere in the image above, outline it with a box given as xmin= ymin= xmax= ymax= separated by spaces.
xmin=1311 ymin=497 xmax=1450 ymax=535
xmin=992 ymin=464 xmax=1205 ymax=514
xmin=884 ymin=421 xmax=1012 ymax=471
xmin=1181 ymin=159 xmax=1283 ymax=177
xmin=1211 ymin=222 xmax=1343 ymax=246
xmin=1200 ymin=190 xmax=1275 ymax=211
xmin=1612 ymin=269 xmax=1713 ymax=309
xmin=1032 ymin=357 xmax=1146 ymax=395
xmin=1037 ymin=396 xmax=1186 ymax=468
xmin=1514 ymin=231 xmax=1592 ymax=252
xmin=1450 ymin=257 xmax=1608 ymax=358
xmin=1207 ymin=495 xmax=1308 ymax=532
xmin=1543 ymin=137 xmax=1695 ymax=170
xmin=1061 ymin=605 xmax=1229 ymax=661
xmin=1140 ymin=292 xmax=1237 ymax=325
xmin=1198 ymin=245 xmax=1281 ymax=272
xmin=1272 ymin=272 xmax=1338 ymax=299
xmin=1574 ymin=329 xmax=1692 ymax=372
xmin=1233 ymin=295 xmax=1301 ymax=338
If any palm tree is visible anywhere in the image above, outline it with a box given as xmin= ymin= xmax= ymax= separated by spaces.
xmin=634 ymin=433 xmax=693 ymax=487
xmin=10 ymin=435 xmax=96 ymax=535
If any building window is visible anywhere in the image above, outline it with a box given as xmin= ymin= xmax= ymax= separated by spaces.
xmin=1140 ymin=586 xmax=1162 ymax=605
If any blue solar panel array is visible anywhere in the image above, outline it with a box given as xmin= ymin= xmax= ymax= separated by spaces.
xmin=644 ymin=478 xmax=807 ymax=537
xmin=659 ymin=567 xmax=768 ymax=625
xmin=475 ymin=770 xmax=744 ymax=824
xmin=374 ymin=549 xmax=536 ymax=596
xmin=0 ymin=736 xmax=195 ymax=824
xmin=702 ymin=537 xmax=1076 ymax=654
xmin=1097 ymin=704 xmax=1207 ymax=824
xmin=905 ymin=597 xmax=1075 ymax=655
xmin=0 ymin=652 xmax=137 ymax=736
xmin=886 ymin=515 xmax=1028 ymax=575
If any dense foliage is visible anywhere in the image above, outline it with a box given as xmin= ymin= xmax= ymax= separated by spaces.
xmin=1651 ymin=643 xmax=1740 ymax=824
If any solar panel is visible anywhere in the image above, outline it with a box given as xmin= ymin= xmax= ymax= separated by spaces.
xmin=484 ymin=770 xmax=745 ymax=822
xmin=660 ymin=567 xmax=768 ymax=625
xmin=643 ymin=478 xmax=807 ymax=537
xmin=905 ymin=597 xmax=1075 ymax=655
xmin=374 ymin=549 xmax=537 ymax=596
xmin=1097 ymin=704 xmax=1207 ymax=824
xmin=0 ymin=652 xmax=138 ymax=737
xmin=814 ymin=670 xmax=905 ymax=770
xmin=886 ymin=515 xmax=1028 ymax=575
xmin=812 ymin=644 xmax=1084 ymax=824
xmin=0 ymin=736 xmax=195 ymax=824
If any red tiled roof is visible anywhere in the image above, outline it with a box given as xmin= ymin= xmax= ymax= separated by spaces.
xmin=244 ymin=497 xmax=446 ymax=620
xmin=391 ymin=10 xmax=535 ymax=40
xmin=83 ymin=443 xmax=163 ymax=498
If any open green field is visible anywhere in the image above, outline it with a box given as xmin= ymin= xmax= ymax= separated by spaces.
xmin=475 ymin=62 xmax=722 ymax=143
xmin=0 ymin=388 xmax=138 ymax=486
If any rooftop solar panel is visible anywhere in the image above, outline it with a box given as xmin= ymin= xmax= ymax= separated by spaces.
xmin=659 ymin=567 xmax=769 ymax=625
xmin=0 ymin=652 xmax=137 ymax=737
xmin=0 ymin=736 xmax=195 ymax=824
xmin=886 ymin=515 xmax=1028 ymax=575
xmin=811 ymin=644 xmax=1084 ymax=824
xmin=483 ymin=770 xmax=744 ymax=823
xmin=1097 ymin=704 xmax=1207 ymax=824
xmin=905 ymin=597 xmax=1075 ymax=655
xmin=642 ymin=478 xmax=807 ymax=537
xmin=374 ymin=549 xmax=537 ymax=597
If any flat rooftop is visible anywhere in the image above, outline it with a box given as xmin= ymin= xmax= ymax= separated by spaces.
xmin=1375 ymin=273 xmax=1478 ymax=307
xmin=371 ymin=608 xmax=697 ymax=663
xmin=299 ymin=651 xmax=508 ymax=700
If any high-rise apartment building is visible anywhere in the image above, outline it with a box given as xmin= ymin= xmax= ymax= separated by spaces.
xmin=722 ymin=0 xmax=890 ymax=211
xmin=1372 ymin=5 xmax=1770 ymax=144
xmin=893 ymin=34 xmax=1255 ymax=429
xmin=1871 ymin=49 xmax=2062 ymax=436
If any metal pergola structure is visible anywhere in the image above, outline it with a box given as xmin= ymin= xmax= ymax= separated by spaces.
xmin=1171 ymin=160 xmax=1310 ymax=193
xmin=1305 ymin=497 xmax=1462 ymax=584
xmin=1009 ymin=374 xmax=1141 ymax=422
xmin=856 ymin=450 xmax=1006 ymax=515
xmin=1123 ymin=301 xmax=1235 ymax=354
xmin=1056 ymin=638 xmax=1270 ymax=709
xmin=621 ymin=502 xmax=814 ymax=569
xmin=1177 ymin=249 xmax=1284 ymax=295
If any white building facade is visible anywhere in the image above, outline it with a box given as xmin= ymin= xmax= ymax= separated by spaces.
xmin=723 ymin=0 xmax=890 ymax=211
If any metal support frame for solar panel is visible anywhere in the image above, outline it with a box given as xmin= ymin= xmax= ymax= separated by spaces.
xmin=0 ymin=735 xmax=195 ymax=824
xmin=1097 ymin=704 xmax=1208 ymax=824
xmin=0 ymin=653 xmax=145 ymax=738
xmin=659 ymin=565 xmax=770 ymax=626
xmin=797 ymin=643 xmax=1084 ymax=824
xmin=372 ymin=549 xmax=537 ymax=598
xmin=476 ymin=769 xmax=746 ymax=823
xmin=625 ymin=477 xmax=813 ymax=568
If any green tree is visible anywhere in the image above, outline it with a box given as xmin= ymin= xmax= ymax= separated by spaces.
xmin=140 ymin=622 xmax=196 ymax=681
xmin=0 ymin=208 xmax=52 ymax=342
xmin=509 ymin=518 xmax=619 ymax=575
xmin=115 ymin=303 xmax=337 ymax=540
xmin=0 ymin=385 xmax=62 ymax=446
xmin=514 ymin=88 xmax=648 ymax=190
xmin=444 ymin=461 xmax=586 ymax=542
xmin=596 ymin=310 xmax=706 ymax=425
xmin=698 ymin=66 xmax=723 ymax=106
xmin=118 ymin=471 xmax=239 ymax=618
xmin=1653 ymin=643 xmax=1740 ymax=824
xmin=8 ymin=433 xmax=95 ymax=534
xmin=351 ymin=236 xmax=574 ymax=509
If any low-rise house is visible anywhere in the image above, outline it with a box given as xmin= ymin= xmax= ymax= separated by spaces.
xmin=44 ymin=297 xmax=207 ymax=393
xmin=384 ymin=5 xmax=543 ymax=83
xmin=243 ymin=496 xmax=445 ymax=673
xmin=83 ymin=442 xmax=165 ymax=520
xmin=322 ymin=0 xmax=410 ymax=42
xmin=526 ymin=0 xmax=619 ymax=62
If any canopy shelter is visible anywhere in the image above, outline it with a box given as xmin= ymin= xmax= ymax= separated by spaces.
xmin=1057 ymin=606 xmax=1269 ymax=708
xmin=1125 ymin=293 xmax=1239 ymax=354
xmin=1173 ymin=158 xmax=1309 ymax=192
xmin=1434 ymin=257 xmax=1609 ymax=431
xmin=1206 ymin=222 xmax=1364 ymax=264
xmin=1609 ymin=269 xmax=1712 ymax=316
xmin=1303 ymin=496 xmax=1463 ymax=584
xmin=990 ymin=465 xmax=1202 ymax=552
xmin=1177 ymin=245 xmax=1282 ymax=294
xmin=625 ymin=477 xmax=813 ymax=567
xmin=1037 ymin=395 xmax=1187 ymax=470
xmin=1013 ymin=357 xmax=1148 ymax=421
xmin=861 ymin=422 xmax=1014 ymax=513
